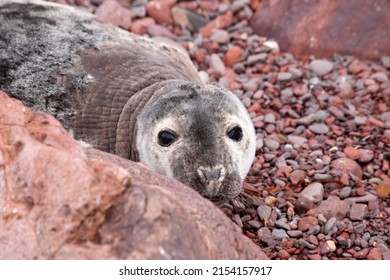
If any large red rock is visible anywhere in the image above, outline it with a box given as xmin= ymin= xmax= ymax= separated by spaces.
xmin=0 ymin=91 xmax=268 ymax=260
xmin=250 ymin=0 xmax=390 ymax=60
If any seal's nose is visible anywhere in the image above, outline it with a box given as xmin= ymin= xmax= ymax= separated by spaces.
xmin=197 ymin=165 xmax=226 ymax=197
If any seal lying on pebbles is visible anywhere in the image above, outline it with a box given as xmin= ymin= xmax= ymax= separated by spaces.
xmin=0 ymin=0 xmax=256 ymax=202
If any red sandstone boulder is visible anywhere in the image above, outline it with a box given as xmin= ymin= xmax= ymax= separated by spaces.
xmin=0 ymin=91 xmax=267 ymax=260
xmin=250 ymin=0 xmax=390 ymax=60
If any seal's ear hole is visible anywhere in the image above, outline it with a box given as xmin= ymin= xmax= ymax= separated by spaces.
xmin=158 ymin=130 xmax=177 ymax=147
xmin=227 ymin=126 xmax=243 ymax=142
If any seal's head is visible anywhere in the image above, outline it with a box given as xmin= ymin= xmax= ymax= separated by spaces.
xmin=136 ymin=82 xmax=256 ymax=202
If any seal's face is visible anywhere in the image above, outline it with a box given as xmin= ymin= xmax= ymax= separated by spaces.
xmin=136 ymin=82 xmax=256 ymax=202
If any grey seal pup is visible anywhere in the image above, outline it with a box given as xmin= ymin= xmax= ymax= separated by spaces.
xmin=0 ymin=0 xmax=256 ymax=202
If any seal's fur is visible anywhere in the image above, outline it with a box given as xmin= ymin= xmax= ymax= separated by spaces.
xmin=0 ymin=0 xmax=256 ymax=202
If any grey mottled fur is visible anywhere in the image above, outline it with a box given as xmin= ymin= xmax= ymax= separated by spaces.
xmin=0 ymin=0 xmax=256 ymax=202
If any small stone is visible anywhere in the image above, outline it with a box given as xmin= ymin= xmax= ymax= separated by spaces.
xmin=272 ymin=229 xmax=289 ymax=240
xmin=308 ymin=123 xmax=329 ymax=134
xmin=131 ymin=18 xmax=156 ymax=35
xmin=297 ymin=114 xmax=316 ymax=126
xmin=323 ymin=217 xmax=337 ymax=235
xmin=350 ymin=204 xmax=367 ymax=220
xmin=354 ymin=248 xmax=369 ymax=259
xmin=344 ymin=146 xmax=362 ymax=160
xmin=371 ymin=72 xmax=389 ymax=83
xmin=295 ymin=197 xmax=315 ymax=215
xmin=209 ymin=54 xmax=226 ymax=76
xmin=315 ymin=196 xmax=350 ymax=220
xmin=317 ymin=214 xmax=327 ymax=225
xmin=147 ymin=0 xmax=175 ymax=25
xmin=339 ymin=187 xmax=352 ymax=199
xmin=307 ymin=225 xmax=321 ymax=235
xmin=367 ymin=248 xmax=383 ymax=260
xmin=211 ymin=29 xmax=230 ymax=44
xmin=287 ymin=230 xmax=303 ymax=238
xmin=171 ymin=6 xmax=189 ymax=28
xmin=308 ymin=235 xmax=319 ymax=245
xmin=225 ymin=46 xmax=244 ymax=67
xmin=275 ymin=219 xmax=291 ymax=231
xmin=299 ymin=182 xmax=324 ymax=203
xmin=277 ymin=72 xmax=293 ymax=82
xmin=257 ymin=227 xmax=271 ymax=239
xmin=320 ymin=240 xmax=337 ymax=255
xmin=357 ymin=149 xmax=374 ymax=163
xmin=298 ymin=216 xmax=318 ymax=232
xmin=278 ymin=249 xmax=290 ymax=260
xmin=287 ymin=135 xmax=308 ymax=148
xmin=289 ymin=170 xmax=306 ymax=184
xmin=257 ymin=205 xmax=272 ymax=221
xmin=246 ymin=53 xmax=267 ymax=65
xmin=95 ymin=0 xmax=132 ymax=30
xmin=376 ymin=182 xmax=390 ymax=198
xmin=354 ymin=116 xmax=367 ymax=125
xmin=264 ymin=138 xmax=280 ymax=151
xmin=310 ymin=59 xmax=333 ymax=76
xmin=148 ymin=25 xmax=177 ymax=39
xmin=264 ymin=113 xmax=276 ymax=124
xmin=345 ymin=192 xmax=377 ymax=204
xmin=307 ymin=254 xmax=321 ymax=260
xmin=330 ymin=158 xmax=363 ymax=179
xmin=199 ymin=11 xmax=233 ymax=37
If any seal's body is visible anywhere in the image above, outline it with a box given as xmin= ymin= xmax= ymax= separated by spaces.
xmin=0 ymin=0 xmax=256 ymax=202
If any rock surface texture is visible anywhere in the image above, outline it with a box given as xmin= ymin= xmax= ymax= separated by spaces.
xmin=0 ymin=91 xmax=268 ymax=260
xmin=250 ymin=0 xmax=390 ymax=60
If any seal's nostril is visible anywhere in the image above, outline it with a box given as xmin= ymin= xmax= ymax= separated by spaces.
xmin=201 ymin=167 xmax=221 ymax=181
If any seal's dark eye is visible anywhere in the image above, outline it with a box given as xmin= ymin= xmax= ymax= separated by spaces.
xmin=158 ymin=130 xmax=177 ymax=147
xmin=227 ymin=126 xmax=243 ymax=142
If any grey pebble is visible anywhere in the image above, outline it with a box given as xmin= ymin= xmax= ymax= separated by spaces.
xmin=336 ymin=236 xmax=349 ymax=247
xmin=315 ymin=110 xmax=329 ymax=121
xmin=275 ymin=219 xmax=291 ymax=231
xmin=308 ymin=225 xmax=321 ymax=235
xmin=263 ymin=153 xmax=276 ymax=161
xmin=310 ymin=59 xmax=333 ymax=76
xmin=360 ymin=239 xmax=368 ymax=248
xmin=257 ymin=205 xmax=272 ymax=220
xmin=272 ymin=229 xmax=289 ymax=240
xmin=308 ymin=123 xmax=329 ymax=134
xmin=317 ymin=214 xmax=327 ymax=225
xmin=354 ymin=116 xmax=367 ymax=125
xmin=323 ymin=217 xmax=337 ymax=235
xmin=277 ymin=72 xmax=293 ymax=82
xmin=287 ymin=230 xmax=303 ymax=238
xmin=339 ymin=187 xmax=352 ymax=199
xmin=297 ymin=114 xmax=316 ymax=126
xmin=246 ymin=53 xmax=267 ymax=65
xmin=264 ymin=138 xmax=280 ymax=150
xmin=264 ymin=113 xmax=276 ymax=124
